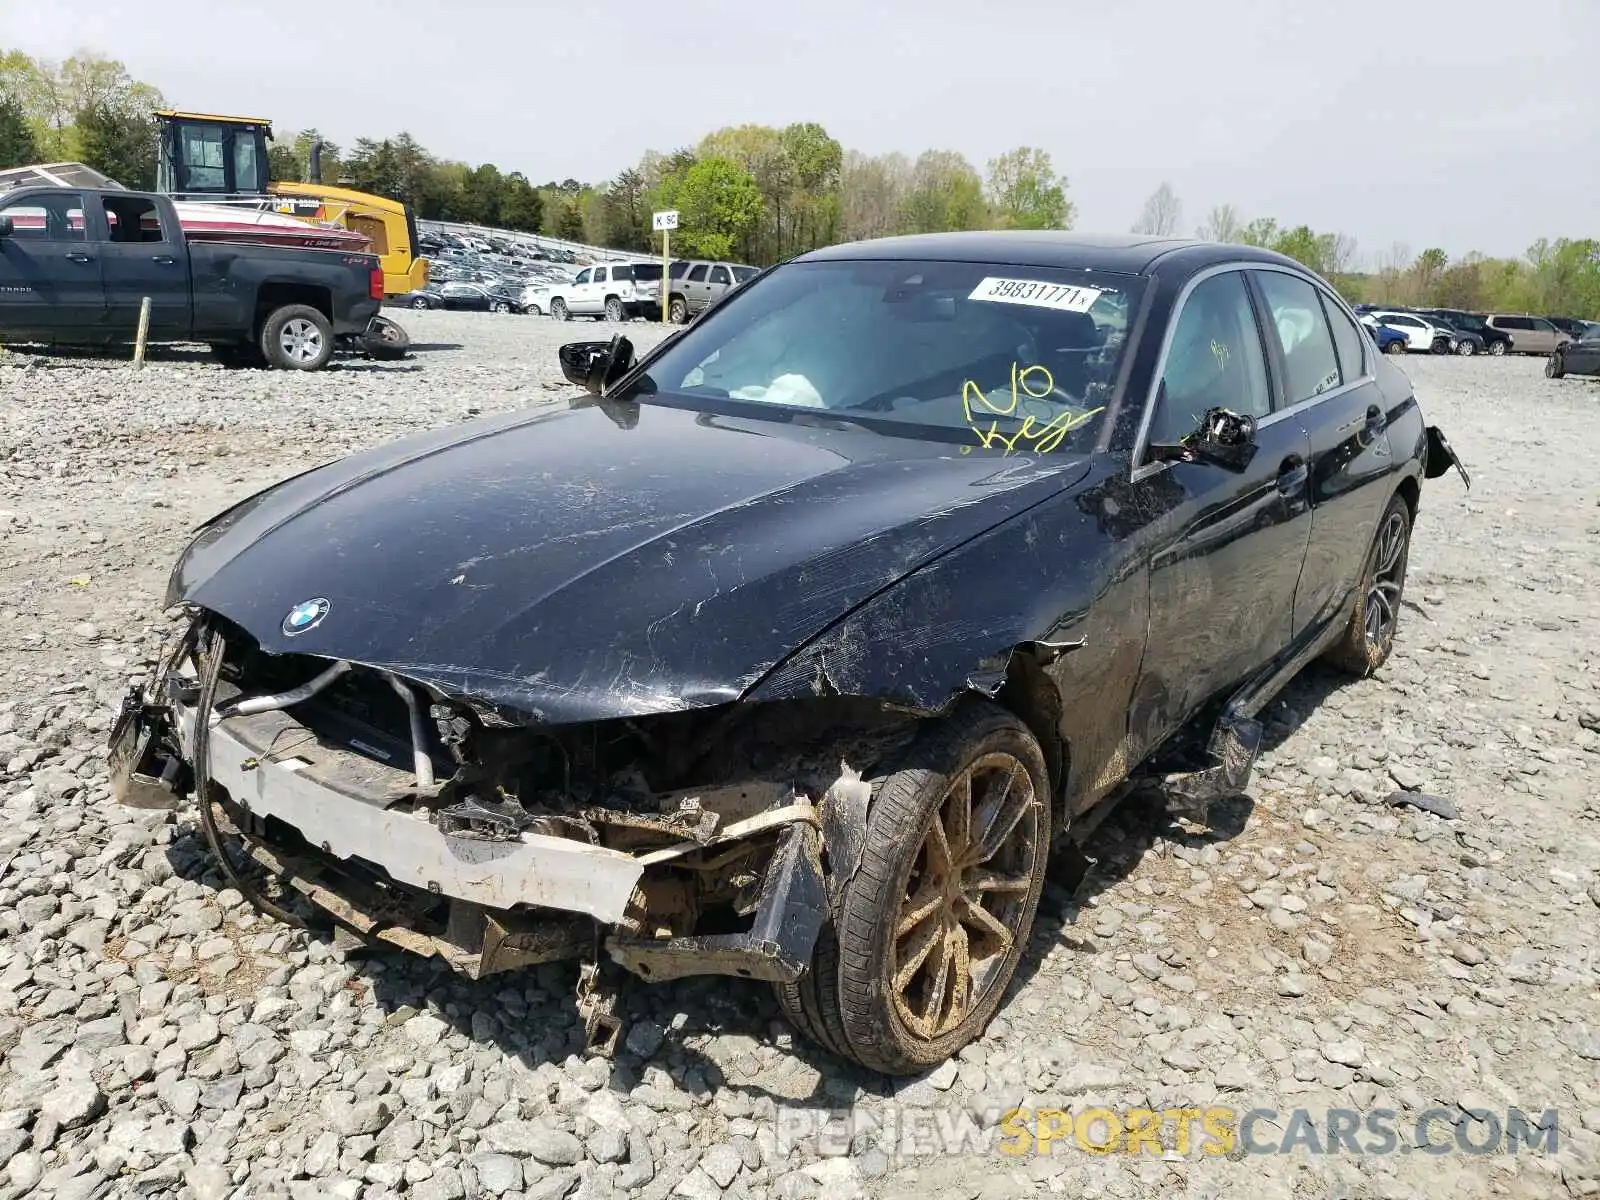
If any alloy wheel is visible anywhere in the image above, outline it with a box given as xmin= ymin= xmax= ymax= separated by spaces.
xmin=1489 ymin=341 xmax=1507 ymax=356
xmin=278 ymin=318 xmax=325 ymax=365
xmin=1363 ymin=510 xmax=1407 ymax=646
xmin=889 ymin=752 xmax=1042 ymax=1043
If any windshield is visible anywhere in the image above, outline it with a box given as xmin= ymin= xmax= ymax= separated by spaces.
xmin=731 ymin=265 xmax=759 ymax=282
xmin=621 ymin=258 xmax=1143 ymax=452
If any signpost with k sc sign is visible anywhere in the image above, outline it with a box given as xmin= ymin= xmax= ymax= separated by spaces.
xmin=653 ymin=210 xmax=678 ymax=324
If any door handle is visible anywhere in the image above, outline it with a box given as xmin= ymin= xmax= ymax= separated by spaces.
xmin=1276 ymin=457 xmax=1309 ymax=496
xmin=65 ymin=251 xmax=94 ymax=263
xmin=151 ymin=254 xmax=176 ymax=265
xmin=1359 ymin=404 xmax=1387 ymax=445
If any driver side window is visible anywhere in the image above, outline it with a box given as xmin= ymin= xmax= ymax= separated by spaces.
xmin=1147 ymin=271 xmax=1271 ymax=448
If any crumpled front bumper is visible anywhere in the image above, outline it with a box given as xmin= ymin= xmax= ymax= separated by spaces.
xmin=165 ymin=686 xmax=645 ymax=923
xmin=108 ymin=655 xmax=828 ymax=984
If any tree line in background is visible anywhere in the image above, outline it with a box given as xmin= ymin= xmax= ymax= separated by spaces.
xmin=3 ymin=51 xmax=1596 ymax=318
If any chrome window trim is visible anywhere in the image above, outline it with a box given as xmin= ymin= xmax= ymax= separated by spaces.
xmin=1129 ymin=261 xmax=1374 ymax=483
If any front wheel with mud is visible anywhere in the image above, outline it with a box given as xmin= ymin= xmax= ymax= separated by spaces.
xmin=777 ymin=702 xmax=1051 ymax=1074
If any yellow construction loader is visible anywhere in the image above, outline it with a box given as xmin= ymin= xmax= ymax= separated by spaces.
xmin=153 ymin=110 xmax=428 ymax=297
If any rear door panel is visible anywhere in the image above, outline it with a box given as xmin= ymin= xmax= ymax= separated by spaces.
xmin=1250 ymin=270 xmax=1397 ymax=636
xmin=97 ymin=195 xmax=190 ymax=336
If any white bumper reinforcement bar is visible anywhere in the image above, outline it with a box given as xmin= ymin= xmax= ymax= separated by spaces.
xmin=173 ymin=704 xmax=644 ymax=923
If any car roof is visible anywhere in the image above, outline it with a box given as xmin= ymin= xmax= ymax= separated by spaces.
xmin=796 ymin=230 xmax=1306 ymax=275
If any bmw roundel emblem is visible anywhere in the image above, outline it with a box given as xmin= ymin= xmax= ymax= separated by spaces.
xmin=282 ymin=598 xmax=330 ymax=637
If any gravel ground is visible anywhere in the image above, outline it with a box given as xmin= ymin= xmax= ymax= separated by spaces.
xmin=0 ymin=314 xmax=1597 ymax=1200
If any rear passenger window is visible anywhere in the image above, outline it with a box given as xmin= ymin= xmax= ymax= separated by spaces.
xmin=1253 ymin=271 xmax=1341 ymax=405
xmin=687 ymin=264 xmax=708 ymax=283
xmin=1147 ymin=270 xmax=1272 ymax=447
xmin=101 ymin=196 xmax=169 ymax=244
xmin=1320 ymin=293 xmax=1366 ymax=383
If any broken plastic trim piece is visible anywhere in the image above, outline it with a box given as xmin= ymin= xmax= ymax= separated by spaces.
xmin=606 ymin=822 xmax=827 ymax=984
xmin=634 ymin=801 xmax=819 ymax=866
xmin=1423 ymin=425 xmax=1470 ymax=489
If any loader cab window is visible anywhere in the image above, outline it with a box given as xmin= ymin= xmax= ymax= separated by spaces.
xmin=178 ymin=125 xmax=227 ymax=190
xmin=158 ymin=120 xmax=271 ymax=194
xmin=232 ymin=131 xmax=265 ymax=194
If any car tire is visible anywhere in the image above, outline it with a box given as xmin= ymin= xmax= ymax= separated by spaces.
xmin=491 ymin=301 xmax=508 ymax=313
xmin=777 ymin=700 xmax=1051 ymax=1075
xmin=605 ymin=296 xmax=625 ymax=322
xmin=1385 ymin=339 xmax=1407 ymax=355
xmin=1487 ymin=340 xmax=1507 ymax=356
xmin=1322 ymin=492 xmax=1411 ymax=677
xmin=1546 ymin=353 xmax=1565 ymax=379
xmin=529 ymin=304 xmax=543 ymax=317
xmin=260 ymin=305 xmax=334 ymax=371
xmin=669 ymin=296 xmax=689 ymax=325
xmin=551 ymin=298 xmax=570 ymax=321
xmin=411 ymin=297 xmax=429 ymax=310
xmin=1454 ymin=339 xmax=1476 ymax=356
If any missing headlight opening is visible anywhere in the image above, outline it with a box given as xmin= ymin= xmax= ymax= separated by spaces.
xmin=111 ymin=608 xmax=917 ymax=1056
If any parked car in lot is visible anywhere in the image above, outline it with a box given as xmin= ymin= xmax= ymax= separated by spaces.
xmin=114 ymin=231 xmax=1468 ymax=1075
xmin=1418 ymin=309 xmax=1513 ymax=356
xmin=436 ymin=282 xmax=519 ymax=313
xmin=1483 ymin=313 xmax=1573 ymax=355
xmin=1366 ymin=322 xmax=1410 ymax=355
xmin=388 ymin=287 xmax=442 ymax=310
xmin=1422 ymin=315 xmax=1484 ymax=355
xmin=1546 ymin=316 xmax=1593 ymax=341
xmin=663 ymin=258 xmax=760 ymax=323
xmin=1546 ymin=330 xmax=1600 ymax=378
xmin=543 ymin=262 xmax=655 ymax=321
xmin=1362 ymin=310 xmax=1455 ymax=354
xmin=0 ymin=184 xmax=383 ymax=370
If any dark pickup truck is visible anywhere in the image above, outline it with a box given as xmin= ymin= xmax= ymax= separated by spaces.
xmin=0 ymin=186 xmax=383 ymax=370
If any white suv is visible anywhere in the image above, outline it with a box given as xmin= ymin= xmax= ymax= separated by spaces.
xmin=536 ymin=262 xmax=656 ymax=322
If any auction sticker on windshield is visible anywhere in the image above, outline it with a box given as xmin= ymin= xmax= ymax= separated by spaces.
xmin=969 ymin=277 xmax=1103 ymax=312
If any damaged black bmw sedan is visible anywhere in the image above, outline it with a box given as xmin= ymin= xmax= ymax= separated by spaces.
xmin=112 ymin=233 xmax=1469 ymax=1075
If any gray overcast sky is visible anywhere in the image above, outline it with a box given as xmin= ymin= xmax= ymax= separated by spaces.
xmin=5 ymin=0 xmax=1597 ymax=261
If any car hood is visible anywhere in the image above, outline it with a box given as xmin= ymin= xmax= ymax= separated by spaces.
xmin=170 ymin=400 xmax=1090 ymax=724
